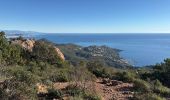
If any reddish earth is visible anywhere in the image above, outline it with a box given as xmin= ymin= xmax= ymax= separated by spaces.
xmin=54 ymin=78 xmax=134 ymax=100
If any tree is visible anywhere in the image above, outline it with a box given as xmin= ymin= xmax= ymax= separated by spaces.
xmin=0 ymin=31 xmax=8 ymax=47
xmin=7 ymin=44 xmax=23 ymax=65
xmin=0 ymin=31 xmax=9 ymax=64
xmin=152 ymin=59 xmax=170 ymax=88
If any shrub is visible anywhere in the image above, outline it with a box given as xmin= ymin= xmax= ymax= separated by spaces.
xmin=151 ymin=59 xmax=170 ymax=88
xmin=115 ymin=71 xmax=138 ymax=82
xmin=133 ymin=93 xmax=166 ymax=100
xmin=69 ymin=66 xmax=96 ymax=82
xmin=66 ymin=85 xmax=84 ymax=97
xmin=0 ymin=78 xmax=38 ymax=100
xmin=46 ymin=88 xmax=63 ymax=99
xmin=50 ymin=72 xmax=69 ymax=82
xmin=66 ymin=85 xmax=101 ymax=100
xmin=153 ymin=80 xmax=170 ymax=96
xmin=87 ymin=61 xmax=115 ymax=78
xmin=0 ymin=87 xmax=8 ymax=99
xmin=7 ymin=66 xmax=40 ymax=85
xmin=0 ymin=31 xmax=24 ymax=65
xmin=133 ymin=79 xmax=151 ymax=92
xmin=31 ymin=41 xmax=64 ymax=67
xmin=84 ymin=93 xmax=101 ymax=100
xmin=0 ymin=31 xmax=8 ymax=49
xmin=6 ymin=44 xmax=24 ymax=65
xmin=48 ymin=67 xmax=72 ymax=82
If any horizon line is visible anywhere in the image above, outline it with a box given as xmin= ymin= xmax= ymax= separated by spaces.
xmin=1 ymin=29 xmax=170 ymax=34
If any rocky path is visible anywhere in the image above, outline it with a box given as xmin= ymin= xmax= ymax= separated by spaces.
xmin=54 ymin=78 xmax=134 ymax=100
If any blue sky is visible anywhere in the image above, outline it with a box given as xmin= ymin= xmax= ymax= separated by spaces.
xmin=0 ymin=0 xmax=170 ymax=33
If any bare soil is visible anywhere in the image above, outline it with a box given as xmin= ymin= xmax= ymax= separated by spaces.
xmin=54 ymin=78 xmax=134 ymax=100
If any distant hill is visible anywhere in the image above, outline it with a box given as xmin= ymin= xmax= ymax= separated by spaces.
xmin=36 ymin=39 xmax=131 ymax=68
xmin=56 ymin=44 xmax=131 ymax=68
xmin=0 ymin=30 xmax=42 ymax=38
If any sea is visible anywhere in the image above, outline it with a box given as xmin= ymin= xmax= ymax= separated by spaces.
xmin=32 ymin=33 xmax=170 ymax=67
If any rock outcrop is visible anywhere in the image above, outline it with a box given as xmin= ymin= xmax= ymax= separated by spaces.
xmin=11 ymin=39 xmax=65 ymax=61
xmin=11 ymin=39 xmax=35 ymax=52
xmin=54 ymin=47 xmax=65 ymax=61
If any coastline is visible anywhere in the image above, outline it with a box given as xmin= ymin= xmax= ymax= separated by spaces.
xmin=6 ymin=33 xmax=170 ymax=67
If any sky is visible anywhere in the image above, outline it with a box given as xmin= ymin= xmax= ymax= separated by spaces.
xmin=0 ymin=0 xmax=170 ymax=33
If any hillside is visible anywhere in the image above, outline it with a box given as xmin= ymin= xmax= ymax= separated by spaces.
xmin=1 ymin=31 xmax=170 ymax=100
xmin=36 ymin=39 xmax=131 ymax=68
xmin=56 ymin=43 xmax=131 ymax=68
xmin=1 ymin=30 xmax=41 ymax=38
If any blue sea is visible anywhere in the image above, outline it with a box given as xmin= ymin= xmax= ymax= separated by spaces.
xmin=34 ymin=33 xmax=170 ymax=67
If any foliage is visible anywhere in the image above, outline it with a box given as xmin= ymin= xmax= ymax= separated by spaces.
xmin=0 ymin=31 xmax=24 ymax=65
xmin=66 ymin=85 xmax=101 ymax=100
xmin=133 ymin=79 xmax=151 ymax=92
xmin=31 ymin=41 xmax=64 ymax=67
xmin=46 ymin=88 xmax=63 ymax=99
xmin=49 ymin=68 xmax=70 ymax=82
xmin=87 ymin=61 xmax=116 ymax=78
xmin=1 ymin=31 xmax=170 ymax=99
xmin=139 ymin=59 xmax=170 ymax=88
xmin=6 ymin=65 xmax=40 ymax=85
xmin=133 ymin=93 xmax=166 ymax=100
xmin=152 ymin=59 xmax=170 ymax=88
xmin=0 ymin=78 xmax=37 ymax=100
xmin=152 ymin=80 xmax=170 ymax=96
xmin=115 ymin=70 xmax=138 ymax=82
xmin=115 ymin=68 xmax=170 ymax=98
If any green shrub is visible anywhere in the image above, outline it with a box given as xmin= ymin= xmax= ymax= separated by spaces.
xmin=0 ymin=31 xmax=24 ymax=65
xmin=87 ymin=61 xmax=115 ymax=78
xmin=7 ymin=44 xmax=24 ymax=65
xmin=66 ymin=85 xmax=101 ymax=100
xmin=133 ymin=93 xmax=166 ymax=100
xmin=50 ymin=72 xmax=69 ymax=82
xmin=48 ymin=67 xmax=72 ymax=82
xmin=46 ymin=88 xmax=63 ymax=99
xmin=69 ymin=66 xmax=96 ymax=82
xmin=115 ymin=71 xmax=137 ymax=82
xmin=151 ymin=59 xmax=170 ymax=88
xmin=0 ymin=78 xmax=38 ymax=100
xmin=66 ymin=85 xmax=84 ymax=97
xmin=68 ymin=96 xmax=84 ymax=100
xmin=133 ymin=79 xmax=151 ymax=92
xmin=31 ymin=41 xmax=64 ymax=67
xmin=7 ymin=66 xmax=40 ymax=85
xmin=84 ymin=93 xmax=101 ymax=100
xmin=0 ymin=87 xmax=8 ymax=99
xmin=153 ymin=80 xmax=170 ymax=96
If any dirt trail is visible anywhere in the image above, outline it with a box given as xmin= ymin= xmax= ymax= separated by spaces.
xmin=54 ymin=78 xmax=134 ymax=100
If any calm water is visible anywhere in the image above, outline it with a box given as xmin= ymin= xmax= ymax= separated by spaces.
xmin=35 ymin=33 xmax=170 ymax=67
